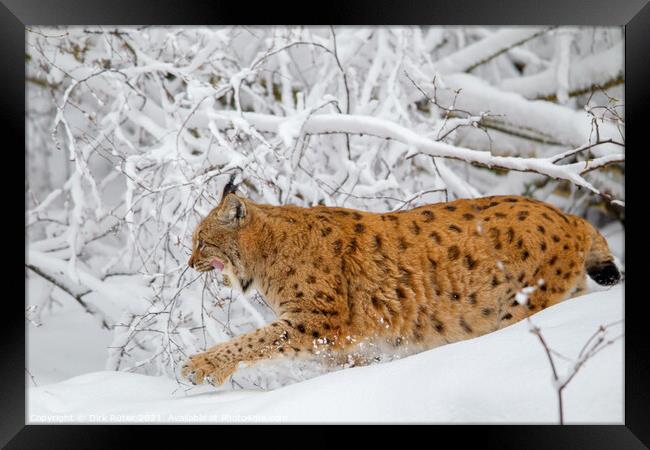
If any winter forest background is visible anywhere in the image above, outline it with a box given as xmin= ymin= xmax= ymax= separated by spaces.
xmin=26 ymin=26 xmax=625 ymax=408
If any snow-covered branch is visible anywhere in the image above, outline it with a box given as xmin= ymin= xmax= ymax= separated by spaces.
xmin=434 ymin=27 xmax=554 ymax=74
xmin=206 ymin=111 xmax=623 ymax=202
xmin=499 ymin=42 xmax=623 ymax=101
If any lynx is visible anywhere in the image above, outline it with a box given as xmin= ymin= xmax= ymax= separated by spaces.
xmin=182 ymin=189 xmax=620 ymax=386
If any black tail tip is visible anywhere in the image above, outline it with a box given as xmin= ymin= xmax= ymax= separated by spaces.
xmin=587 ymin=261 xmax=621 ymax=286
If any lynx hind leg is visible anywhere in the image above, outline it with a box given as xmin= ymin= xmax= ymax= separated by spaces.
xmin=182 ymin=320 xmax=310 ymax=386
xmin=568 ymin=272 xmax=588 ymax=299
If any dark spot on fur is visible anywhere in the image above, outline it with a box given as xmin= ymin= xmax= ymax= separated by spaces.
xmin=465 ymin=254 xmax=478 ymax=270
xmin=446 ymin=205 xmax=457 ymax=211
xmin=450 ymin=292 xmax=460 ymax=301
xmin=448 ymin=245 xmax=460 ymax=260
xmin=297 ymin=324 xmax=306 ymax=333
xmin=504 ymin=198 xmax=519 ymax=202
xmin=312 ymin=330 xmax=320 ymax=338
xmin=522 ymin=250 xmax=530 ymax=261
xmin=518 ymin=272 xmax=525 ymax=283
xmin=463 ymin=213 xmax=475 ymax=220
xmin=517 ymin=238 xmax=524 ymax=249
xmin=410 ymin=221 xmax=421 ymax=235
xmin=495 ymin=212 xmax=507 ymax=219
xmin=354 ymin=223 xmax=365 ymax=233
xmin=398 ymin=237 xmax=409 ymax=250
xmin=537 ymin=225 xmax=546 ymax=234
xmin=549 ymin=255 xmax=558 ymax=265
xmin=332 ymin=239 xmax=342 ymax=255
xmin=507 ymin=227 xmax=515 ymax=243
xmin=468 ymin=292 xmax=477 ymax=305
xmin=492 ymin=276 xmax=501 ymax=287
xmin=517 ymin=211 xmax=529 ymax=221
xmin=429 ymin=231 xmax=442 ymax=244
xmin=374 ymin=235 xmax=382 ymax=248
xmin=352 ymin=212 xmax=362 ymax=220
xmin=398 ymin=266 xmax=411 ymax=285
xmin=501 ymin=313 xmax=513 ymax=320
xmin=287 ymin=267 xmax=296 ymax=276
xmin=460 ymin=318 xmax=473 ymax=333
xmin=421 ymin=210 xmax=435 ymax=222
xmin=563 ymin=244 xmax=569 ymax=250
xmin=307 ymin=275 xmax=316 ymax=284
xmin=481 ymin=308 xmax=493 ymax=317
xmin=540 ymin=241 xmax=547 ymax=251
xmin=449 ymin=224 xmax=462 ymax=233
xmin=296 ymin=291 xmax=304 ymax=298
xmin=321 ymin=227 xmax=332 ymax=237
xmin=396 ymin=287 xmax=407 ymax=299
xmin=552 ymin=235 xmax=560 ymax=242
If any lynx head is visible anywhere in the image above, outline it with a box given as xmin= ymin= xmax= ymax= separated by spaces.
xmin=187 ymin=193 xmax=250 ymax=276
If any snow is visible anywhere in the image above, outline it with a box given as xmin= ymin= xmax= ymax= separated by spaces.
xmin=28 ymin=284 xmax=623 ymax=424
xmin=27 ymin=277 xmax=112 ymax=386
xmin=499 ymin=42 xmax=623 ymax=100
xmin=434 ymin=28 xmax=551 ymax=74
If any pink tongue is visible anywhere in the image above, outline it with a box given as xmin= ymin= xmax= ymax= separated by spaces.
xmin=211 ymin=259 xmax=224 ymax=271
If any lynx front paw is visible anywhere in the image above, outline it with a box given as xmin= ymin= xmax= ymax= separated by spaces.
xmin=181 ymin=351 xmax=237 ymax=386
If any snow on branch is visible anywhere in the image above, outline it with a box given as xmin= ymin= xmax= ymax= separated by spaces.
xmin=499 ymin=42 xmax=623 ymax=101
xmin=428 ymin=74 xmax=624 ymax=155
xmin=434 ymin=27 xmax=554 ymax=74
xmin=206 ymin=111 xmax=624 ymax=203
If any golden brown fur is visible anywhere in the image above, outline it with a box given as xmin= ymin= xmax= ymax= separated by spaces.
xmin=182 ymin=193 xmax=619 ymax=386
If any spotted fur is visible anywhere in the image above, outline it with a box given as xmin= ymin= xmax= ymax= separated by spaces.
xmin=182 ymin=193 xmax=619 ymax=385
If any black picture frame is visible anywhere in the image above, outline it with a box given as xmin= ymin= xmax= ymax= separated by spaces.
xmin=6 ymin=0 xmax=647 ymax=447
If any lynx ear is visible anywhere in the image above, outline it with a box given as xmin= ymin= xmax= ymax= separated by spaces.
xmin=217 ymin=194 xmax=247 ymax=225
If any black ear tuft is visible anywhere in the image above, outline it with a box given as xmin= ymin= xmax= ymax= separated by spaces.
xmin=222 ymin=173 xmax=239 ymax=199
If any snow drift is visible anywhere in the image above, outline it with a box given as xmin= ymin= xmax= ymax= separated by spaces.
xmin=28 ymin=284 xmax=623 ymax=424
